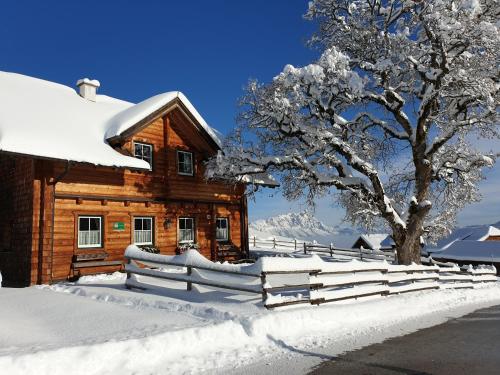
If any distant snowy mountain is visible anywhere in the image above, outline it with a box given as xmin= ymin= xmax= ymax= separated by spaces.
xmin=249 ymin=212 xmax=358 ymax=247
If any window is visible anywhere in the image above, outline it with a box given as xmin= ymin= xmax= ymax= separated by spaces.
xmin=78 ymin=216 xmax=102 ymax=248
xmin=134 ymin=142 xmax=153 ymax=169
xmin=134 ymin=217 xmax=153 ymax=245
xmin=178 ymin=217 xmax=195 ymax=243
xmin=177 ymin=150 xmax=194 ymax=176
xmin=216 ymin=218 xmax=229 ymax=241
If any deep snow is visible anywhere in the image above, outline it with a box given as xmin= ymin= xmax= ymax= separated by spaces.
xmin=1 ymin=271 xmax=499 ymax=375
xmin=0 ymin=71 xmax=221 ymax=169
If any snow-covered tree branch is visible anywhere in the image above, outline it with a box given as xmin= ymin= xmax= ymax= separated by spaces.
xmin=208 ymin=0 xmax=499 ymax=264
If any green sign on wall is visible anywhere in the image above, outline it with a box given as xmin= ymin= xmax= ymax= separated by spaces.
xmin=113 ymin=222 xmax=125 ymax=231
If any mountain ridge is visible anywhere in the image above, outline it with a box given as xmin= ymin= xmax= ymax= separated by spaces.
xmin=249 ymin=211 xmax=357 ymax=247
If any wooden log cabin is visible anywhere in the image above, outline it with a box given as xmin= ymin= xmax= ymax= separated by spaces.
xmin=0 ymin=71 xmax=273 ymax=286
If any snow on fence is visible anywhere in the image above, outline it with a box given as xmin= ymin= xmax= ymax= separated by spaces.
xmin=250 ymin=236 xmax=304 ymax=250
xmin=124 ymin=246 xmax=498 ymax=309
xmin=249 ymin=236 xmax=396 ymax=262
xmin=304 ymin=243 xmax=396 ymax=262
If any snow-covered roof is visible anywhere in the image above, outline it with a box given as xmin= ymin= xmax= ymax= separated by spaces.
xmin=105 ymin=91 xmax=222 ymax=148
xmin=0 ymin=71 xmax=221 ymax=169
xmin=354 ymin=234 xmax=394 ymax=250
xmin=432 ymin=240 xmax=500 ymax=263
xmin=431 ymin=224 xmax=500 ymax=250
xmin=238 ymin=173 xmax=279 ymax=187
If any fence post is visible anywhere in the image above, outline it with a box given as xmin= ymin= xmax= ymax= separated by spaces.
xmin=125 ymin=258 xmax=131 ymax=289
xmin=273 ymin=237 xmax=276 ymax=249
xmin=329 ymin=243 xmax=333 ymax=257
xmin=253 ymin=236 xmax=256 ymax=247
xmin=261 ymin=273 xmax=268 ymax=306
xmin=294 ymin=239 xmax=297 ymax=251
xmin=303 ymin=242 xmax=307 ymax=255
xmin=187 ymin=266 xmax=192 ymax=291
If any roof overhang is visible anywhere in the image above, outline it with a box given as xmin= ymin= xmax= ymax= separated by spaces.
xmin=0 ymin=149 xmax=150 ymax=171
xmin=107 ymin=97 xmax=221 ymax=152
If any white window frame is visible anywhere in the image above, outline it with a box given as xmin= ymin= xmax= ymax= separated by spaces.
xmin=133 ymin=217 xmax=154 ymax=245
xmin=78 ymin=216 xmax=102 ymax=249
xmin=177 ymin=150 xmax=194 ymax=176
xmin=178 ymin=217 xmax=195 ymax=244
xmin=216 ymin=217 xmax=229 ymax=241
xmin=133 ymin=142 xmax=153 ymax=169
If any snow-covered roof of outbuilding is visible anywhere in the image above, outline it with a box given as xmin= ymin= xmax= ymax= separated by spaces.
xmin=354 ymin=234 xmax=394 ymax=250
xmin=431 ymin=240 xmax=500 ymax=263
xmin=0 ymin=71 xmax=221 ymax=169
xmin=238 ymin=173 xmax=280 ymax=187
xmin=429 ymin=224 xmax=500 ymax=250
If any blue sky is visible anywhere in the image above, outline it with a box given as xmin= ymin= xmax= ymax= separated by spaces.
xmin=1 ymin=1 xmax=498 ymax=227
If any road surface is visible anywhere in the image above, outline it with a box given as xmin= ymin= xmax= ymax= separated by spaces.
xmin=310 ymin=304 xmax=500 ymax=375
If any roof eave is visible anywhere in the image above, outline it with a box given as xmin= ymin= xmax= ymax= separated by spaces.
xmin=106 ymin=97 xmax=221 ymax=152
xmin=0 ymin=149 xmax=149 ymax=171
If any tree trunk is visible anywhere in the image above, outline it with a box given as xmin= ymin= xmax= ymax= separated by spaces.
xmin=396 ymin=147 xmax=432 ymax=265
xmin=397 ymin=234 xmax=422 ymax=265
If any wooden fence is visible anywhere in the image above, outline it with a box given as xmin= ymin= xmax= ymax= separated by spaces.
xmin=304 ymin=243 xmax=396 ymax=262
xmin=250 ymin=236 xmax=304 ymax=250
xmin=124 ymin=246 xmax=498 ymax=309
xmin=249 ymin=236 xmax=396 ymax=262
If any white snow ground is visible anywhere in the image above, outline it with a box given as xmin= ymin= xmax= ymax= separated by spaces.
xmin=1 ymin=272 xmax=499 ymax=375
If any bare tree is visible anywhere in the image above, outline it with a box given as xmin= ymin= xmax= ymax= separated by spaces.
xmin=208 ymin=0 xmax=499 ymax=264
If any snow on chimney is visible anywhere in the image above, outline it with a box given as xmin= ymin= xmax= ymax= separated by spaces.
xmin=76 ymin=78 xmax=100 ymax=102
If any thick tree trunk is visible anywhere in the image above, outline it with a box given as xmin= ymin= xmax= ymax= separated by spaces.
xmin=395 ymin=208 xmax=428 ymax=265
xmin=397 ymin=234 xmax=422 ymax=265
xmin=395 ymin=144 xmax=432 ymax=265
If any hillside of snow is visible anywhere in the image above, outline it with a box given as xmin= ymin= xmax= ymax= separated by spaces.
xmin=249 ymin=212 xmax=358 ymax=247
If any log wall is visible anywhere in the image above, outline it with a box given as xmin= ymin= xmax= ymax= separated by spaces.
xmin=46 ymin=108 xmax=246 ymax=281
xmin=0 ymin=155 xmax=35 ymax=286
xmin=486 ymin=235 xmax=500 ymax=241
xmin=51 ymin=199 xmax=242 ymax=280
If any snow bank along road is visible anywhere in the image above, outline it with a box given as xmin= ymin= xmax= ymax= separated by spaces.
xmin=1 ymin=272 xmax=499 ymax=375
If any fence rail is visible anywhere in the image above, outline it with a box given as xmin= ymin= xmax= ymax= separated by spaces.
xmin=124 ymin=246 xmax=498 ymax=309
xmin=250 ymin=236 xmax=303 ymax=250
xmin=249 ymin=236 xmax=396 ymax=262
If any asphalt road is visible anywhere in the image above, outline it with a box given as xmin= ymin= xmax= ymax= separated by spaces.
xmin=309 ymin=304 xmax=500 ymax=375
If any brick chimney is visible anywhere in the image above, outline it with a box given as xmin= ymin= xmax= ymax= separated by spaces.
xmin=76 ymin=78 xmax=100 ymax=102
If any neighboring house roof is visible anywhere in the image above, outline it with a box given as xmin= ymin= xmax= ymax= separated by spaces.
xmin=432 ymin=240 xmax=500 ymax=263
xmin=239 ymin=173 xmax=279 ymax=188
xmin=429 ymin=224 xmax=500 ymax=251
xmin=353 ymin=234 xmax=394 ymax=250
xmin=0 ymin=71 xmax=221 ymax=169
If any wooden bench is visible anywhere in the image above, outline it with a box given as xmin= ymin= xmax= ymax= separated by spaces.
xmin=72 ymin=252 xmax=123 ymax=269
xmin=216 ymin=243 xmax=243 ymax=262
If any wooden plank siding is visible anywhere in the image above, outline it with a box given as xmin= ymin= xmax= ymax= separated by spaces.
xmin=486 ymin=236 xmax=500 ymax=241
xmin=51 ymin=199 xmax=243 ymax=280
xmin=30 ymin=160 xmax=55 ymax=285
xmin=31 ymin=107 xmax=247 ymax=282
xmin=0 ymin=155 xmax=35 ymax=286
